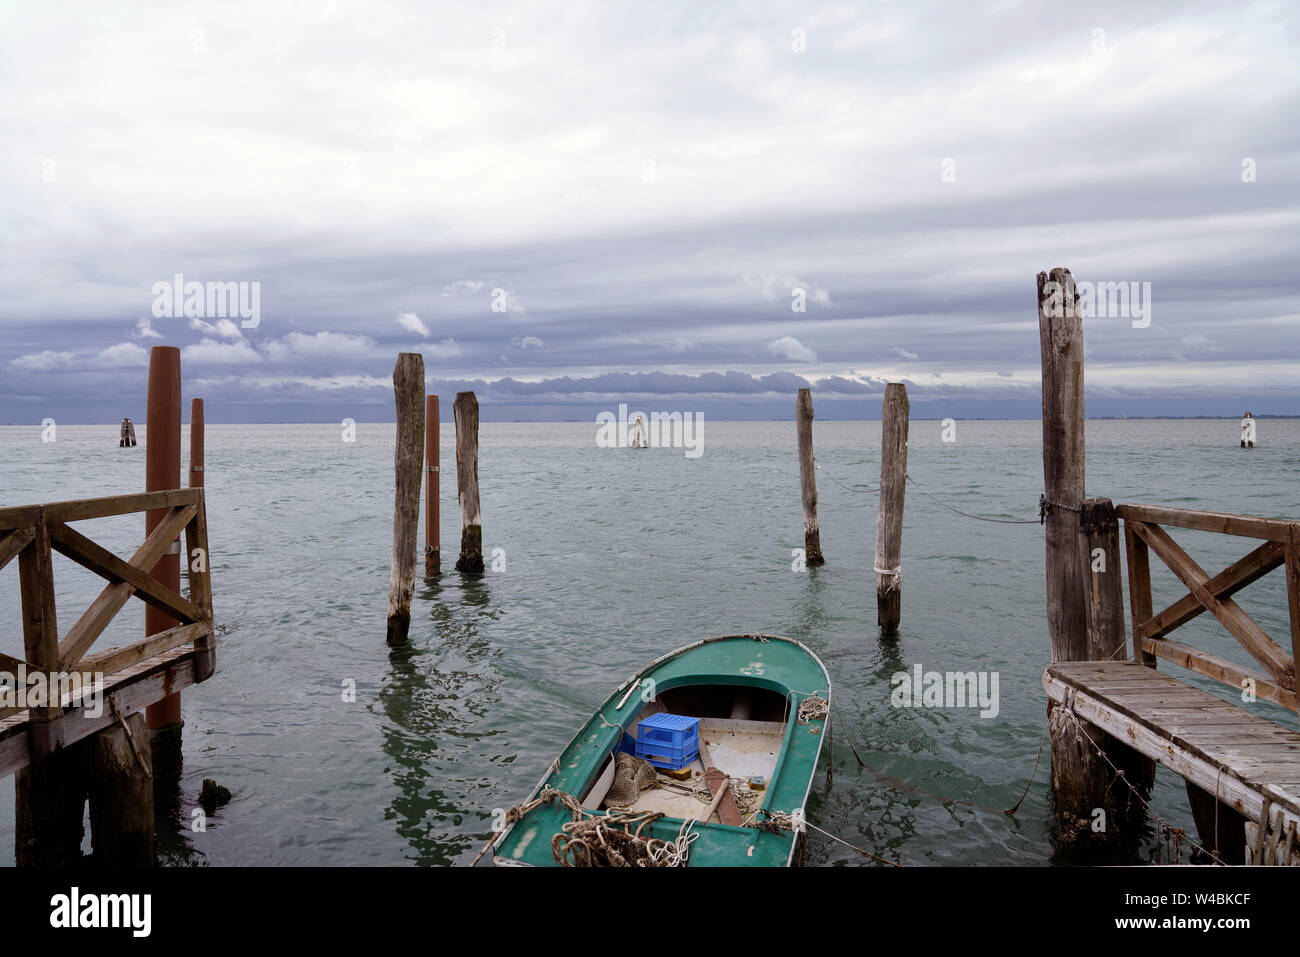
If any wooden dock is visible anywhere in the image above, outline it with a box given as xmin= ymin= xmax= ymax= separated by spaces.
xmin=0 ymin=487 xmax=215 ymax=862
xmin=1044 ymin=661 xmax=1300 ymax=848
xmin=1042 ymin=500 xmax=1300 ymax=861
xmin=1036 ymin=267 xmax=1300 ymax=862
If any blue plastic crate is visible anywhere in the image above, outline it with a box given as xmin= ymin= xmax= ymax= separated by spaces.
xmin=634 ymin=713 xmax=700 ymax=770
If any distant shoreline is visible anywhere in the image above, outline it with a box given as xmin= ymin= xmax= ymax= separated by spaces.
xmin=5 ymin=416 xmax=1297 ymax=427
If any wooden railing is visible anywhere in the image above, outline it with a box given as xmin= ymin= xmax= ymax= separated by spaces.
xmin=1117 ymin=503 xmax=1299 ymax=713
xmin=0 ymin=489 xmax=213 ymax=754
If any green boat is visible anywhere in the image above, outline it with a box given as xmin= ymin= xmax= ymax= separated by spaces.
xmin=489 ymin=634 xmax=831 ymax=867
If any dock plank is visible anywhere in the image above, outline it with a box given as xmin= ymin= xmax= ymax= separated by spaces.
xmin=1044 ymin=660 xmax=1300 ymax=833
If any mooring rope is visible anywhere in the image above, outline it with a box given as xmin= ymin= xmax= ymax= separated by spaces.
xmin=829 ymin=697 xmax=1045 ymax=817
xmin=813 ymin=457 xmax=879 ymax=494
xmin=1058 ymin=706 xmax=1221 ymax=864
xmin=904 ymin=473 xmax=1042 ymax=524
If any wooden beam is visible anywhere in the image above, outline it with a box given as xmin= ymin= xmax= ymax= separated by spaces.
xmin=1083 ymin=499 xmax=1126 ymax=660
xmin=56 ymin=504 xmax=197 ymax=668
xmin=1130 ymin=520 xmax=1294 ymax=687
xmin=185 ymin=494 xmax=214 ymax=682
xmin=1137 ymin=539 xmax=1285 ymax=644
xmin=1116 ymin=503 xmax=1290 ymax=541
xmin=4 ymin=488 xmax=200 ymax=527
xmin=0 ymin=647 xmax=200 ymax=779
xmin=17 ymin=512 xmax=62 ymax=758
xmin=1287 ymin=525 xmax=1300 ymax=727
xmin=48 ymin=521 xmax=203 ymax=625
xmin=0 ymin=526 xmax=35 ymax=573
xmin=0 ymin=505 xmax=40 ymax=532
xmin=1124 ymin=520 xmax=1156 ymax=668
xmin=79 ymin=621 xmax=211 ymax=678
xmin=1139 ymin=636 xmax=1297 ymax=711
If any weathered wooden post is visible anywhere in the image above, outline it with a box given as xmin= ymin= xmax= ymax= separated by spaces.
xmin=120 ymin=417 xmax=137 ymax=447
xmin=1081 ymin=498 xmax=1125 ymax=660
xmin=425 ymin=395 xmax=440 ymax=578
xmin=188 ymin=397 xmax=214 ymax=682
xmin=454 ymin=391 xmax=484 ymax=574
xmin=1039 ymin=267 xmax=1149 ymax=847
xmin=875 ymin=383 xmax=908 ymax=634
xmin=145 ymin=345 xmax=184 ymax=777
xmin=88 ymin=710 xmax=154 ymax=864
xmin=387 ymin=353 xmax=425 ymax=646
xmin=15 ymin=510 xmax=85 ymax=865
xmin=795 ymin=389 xmax=825 ymax=567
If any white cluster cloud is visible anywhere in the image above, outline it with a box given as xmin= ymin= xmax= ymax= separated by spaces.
xmin=188 ymin=317 xmax=244 ymax=340
xmin=765 ymin=336 xmax=817 ymax=362
xmin=10 ymin=350 xmax=76 ymax=371
xmin=396 ymin=312 xmax=430 ymax=337
xmin=95 ymin=342 xmax=149 ymax=367
xmin=133 ymin=318 xmax=163 ymax=339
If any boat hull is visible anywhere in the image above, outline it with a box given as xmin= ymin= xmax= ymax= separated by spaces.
xmin=491 ymin=634 xmax=831 ymax=867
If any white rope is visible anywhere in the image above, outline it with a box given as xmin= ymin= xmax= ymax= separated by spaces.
xmin=647 ymin=817 xmax=698 ymax=866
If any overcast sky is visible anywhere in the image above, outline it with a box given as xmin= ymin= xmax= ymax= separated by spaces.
xmin=1 ymin=0 xmax=1296 ymax=422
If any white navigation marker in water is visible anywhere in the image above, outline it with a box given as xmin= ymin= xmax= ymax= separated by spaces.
xmin=630 ymin=415 xmax=649 ymax=449
xmin=1241 ymin=410 xmax=1256 ymax=448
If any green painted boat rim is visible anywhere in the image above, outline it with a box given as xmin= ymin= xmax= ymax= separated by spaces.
xmin=491 ymin=633 xmax=831 ymax=866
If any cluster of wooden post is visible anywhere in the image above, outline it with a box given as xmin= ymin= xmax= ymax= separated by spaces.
xmin=1037 ymin=268 xmax=1154 ymax=848
xmin=119 ymin=417 xmax=137 ymax=447
xmin=386 ymin=353 xmax=483 ymax=646
xmin=794 ymin=384 xmax=909 ymax=635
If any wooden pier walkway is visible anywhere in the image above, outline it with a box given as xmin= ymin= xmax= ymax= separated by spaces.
xmin=1040 ymin=495 xmax=1300 ymax=860
xmin=1045 ymin=661 xmax=1300 ymax=839
xmin=0 ymin=486 xmax=215 ymax=862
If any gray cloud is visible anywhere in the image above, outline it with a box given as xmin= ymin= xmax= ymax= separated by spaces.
xmin=1 ymin=0 xmax=1297 ymax=421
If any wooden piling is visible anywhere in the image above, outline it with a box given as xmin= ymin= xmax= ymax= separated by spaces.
xmin=1083 ymin=496 xmax=1157 ymax=799
xmin=189 ymin=397 xmax=214 ymax=682
xmin=387 ymin=353 xmax=425 ymax=646
xmin=88 ymin=710 xmax=154 ymax=865
xmin=1081 ymin=498 xmax=1125 ymax=660
xmin=425 ymin=395 xmax=440 ymax=578
xmin=15 ymin=744 xmax=87 ymax=866
xmin=145 ymin=346 xmax=183 ymax=778
xmin=120 ymin=417 xmax=137 ymax=447
xmin=795 ymin=389 xmax=825 ymax=567
xmin=1038 ymin=268 xmax=1147 ymax=847
xmin=875 ymin=383 xmax=908 ymax=634
xmin=454 ymin=391 xmax=484 ymax=574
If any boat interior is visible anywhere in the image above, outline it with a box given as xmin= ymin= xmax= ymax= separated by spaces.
xmin=579 ymin=683 xmax=792 ymax=825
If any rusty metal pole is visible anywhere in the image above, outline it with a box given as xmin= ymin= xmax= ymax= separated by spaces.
xmin=425 ymin=395 xmax=440 ymax=578
xmin=145 ymin=346 xmax=183 ymax=776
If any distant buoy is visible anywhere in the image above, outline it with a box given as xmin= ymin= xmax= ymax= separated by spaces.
xmin=630 ymin=415 xmax=648 ymax=449
xmin=1240 ymin=411 xmax=1255 ymax=448
xmin=119 ymin=417 xmax=137 ymax=447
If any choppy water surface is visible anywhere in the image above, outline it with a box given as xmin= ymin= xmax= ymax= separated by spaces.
xmin=0 ymin=418 xmax=1297 ymax=865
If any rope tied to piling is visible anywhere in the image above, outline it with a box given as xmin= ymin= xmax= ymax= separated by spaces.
xmin=904 ymin=473 xmax=1042 ymax=524
xmin=873 ymin=563 xmax=902 ymax=589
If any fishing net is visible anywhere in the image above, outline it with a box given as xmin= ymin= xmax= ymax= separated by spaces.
xmin=603 ymin=751 xmax=658 ymax=808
